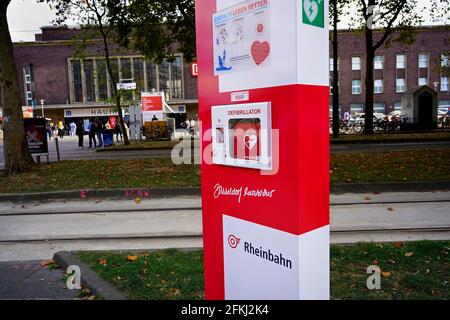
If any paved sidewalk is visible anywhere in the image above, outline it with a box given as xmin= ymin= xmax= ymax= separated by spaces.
xmin=0 ymin=260 xmax=80 ymax=300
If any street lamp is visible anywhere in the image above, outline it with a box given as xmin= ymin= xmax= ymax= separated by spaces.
xmin=40 ymin=99 xmax=45 ymax=118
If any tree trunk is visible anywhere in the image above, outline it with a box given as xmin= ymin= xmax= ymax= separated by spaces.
xmin=101 ymin=33 xmax=130 ymax=146
xmin=0 ymin=1 xmax=34 ymax=175
xmin=363 ymin=25 xmax=375 ymax=135
xmin=332 ymin=0 xmax=340 ymax=138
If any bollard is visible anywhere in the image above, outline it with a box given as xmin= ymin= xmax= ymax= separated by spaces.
xmin=55 ymin=137 xmax=61 ymax=162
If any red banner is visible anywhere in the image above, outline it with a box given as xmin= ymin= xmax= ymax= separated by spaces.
xmin=142 ymin=95 xmax=163 ymax=112
xmin=109 ymin=116 xmax=117 ymax=129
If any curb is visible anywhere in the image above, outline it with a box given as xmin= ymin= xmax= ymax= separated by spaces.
xmin=330 ymin=138 xmax=450 ymax=145
xmin=330 ymin=181 xmax=450 ymax=194
xmin=0 ymin=182 xmax=449 ymax=202
xmin=96 ymin=146 xmax=175 ymax=152
xmin=0 ymin=187 xmax=201 ymax=202
xmin=53 ymin=251 xmax=128 ymax=300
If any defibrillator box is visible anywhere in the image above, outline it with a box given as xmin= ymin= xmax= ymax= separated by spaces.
xmin=211 ymin=102 xmax=272 ymax=170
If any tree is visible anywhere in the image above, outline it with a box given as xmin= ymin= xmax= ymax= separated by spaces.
xmin=110 ymin=0 xmax=196 ymax=63
xmin=330 ymin=0 xmax=350 ymax=138
xmin=0 ymin=0 xmax=35 ymax=175
xmin=351 ymin=0 xmax=422 ymax=134
xmin=430 ymin=0 xmax=450 ymax=24
xmin=42 ymin=0 xmax=131 ymax=145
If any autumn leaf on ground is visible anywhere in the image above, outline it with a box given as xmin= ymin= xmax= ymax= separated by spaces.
xmin=87 ymin=295 xmax=96 ymax=300
xmin=387 ymin=207 xmax=395 ymax=212
xmin=40 ymin=259 xmax=55 ymax=267
xmin=127 ymin=255 xmax=138 ymax=262
xmin=381 ymin=271 xmax=392 ymax=278
xmin=405 ymin=252 xmax=414 ymax=257
xmin=135 ymin=197 xmax=142 ymax=204
xmin=98 ymin=258 xmax=107 ymax=265
xmin=171 ymin=288 xmax=181 ymax=296
xmin=394 ymin=241 xmax=404 ymax=249
xmin=364 ymin=197 xmax=372 ymax=201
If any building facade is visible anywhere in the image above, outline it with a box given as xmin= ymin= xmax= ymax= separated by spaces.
xmin=329 ymin=26 xmax=450 ymax=116
xmin=2 ymin=26 xmax=199 ymax=128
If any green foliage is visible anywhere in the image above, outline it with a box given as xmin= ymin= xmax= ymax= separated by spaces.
xmin=110 ymin=0 xmax=196 ymax=63
xmin=0 ymin=146 xmax=449 ymax=193
xmin=77 ymin=241 xmax=450 ymax=300
xmin=77 ymin=249 xmax=205 ymax=300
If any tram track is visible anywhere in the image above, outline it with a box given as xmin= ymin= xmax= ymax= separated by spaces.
xmin=1 ymin=198 xmax=449 ymax=217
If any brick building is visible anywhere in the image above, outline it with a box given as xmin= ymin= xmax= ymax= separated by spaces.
xmin=329 ymin=25 xmax=450 ymax=115
xmin=0 ymin=25 xmax=449 ymax=125
xmin=1 ymin=26 xmax=199 ymax=128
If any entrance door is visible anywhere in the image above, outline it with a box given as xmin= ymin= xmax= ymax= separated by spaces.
xmin=418 ymin=92 xmax=433 ymax=130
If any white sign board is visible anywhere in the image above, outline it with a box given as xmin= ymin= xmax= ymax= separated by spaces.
xmin=117 ymin=83 xmax=137 ymax=90
xmin=64 ymin=107 xmax=130 ymax=118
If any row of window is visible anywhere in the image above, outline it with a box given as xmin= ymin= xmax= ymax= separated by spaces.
xmin=330 ymin=52 xmax=450 ymax=93
xmin=346 ymin=77 xmax=449 ymax=95
xmin=69 ymin=55 xmax=184 ymax=104
xmin=334 ymin=53 xmax=446 ymax=71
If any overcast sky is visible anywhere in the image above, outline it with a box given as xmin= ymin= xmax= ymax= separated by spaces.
xmin=7 ymin=0 xmax=445 ymax=42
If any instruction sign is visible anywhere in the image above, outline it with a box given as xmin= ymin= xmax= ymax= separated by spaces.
xmin=213 ymin=0 xmax=271 ymax=75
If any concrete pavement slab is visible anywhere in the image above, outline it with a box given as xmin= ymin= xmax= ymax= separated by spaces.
xmin=0 ymin=260 xmax=80 ymax=300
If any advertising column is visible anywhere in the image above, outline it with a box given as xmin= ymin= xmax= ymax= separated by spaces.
xmin=196 ymin=0 xmax=329 ymax=299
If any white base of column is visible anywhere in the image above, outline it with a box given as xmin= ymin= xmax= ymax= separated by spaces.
xmin=223 ymin=214 xmax=329 ymax=300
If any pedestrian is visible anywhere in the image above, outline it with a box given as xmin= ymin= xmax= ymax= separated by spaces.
xmin=152 ymin=114 xmax=158 ymax=121
xmin=51 ymin=123 xmax=58 ymax=139
xmin=88 ymin=119 xmax=97 ymax=148
xmin=343 ymin=111 xmax=350 ymax=125
xmin=47 ymin=122 xmax=52 ymax=140
xmin=58 ymin=119 xmax=64 ymax=139
xmin=76 ymin=121 xmax=84 ymax=148
xmin=95 ymin=119 xmax=103 ymax=147
xmin=114 ymin=122 xmax=123 ymax=142
xmin=105 ymin=121 xmax=112 ymax=130
xmin=70 ymin=121 xmax=76 ymax=137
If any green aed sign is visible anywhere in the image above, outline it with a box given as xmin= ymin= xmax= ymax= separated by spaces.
xmin=302 ymin=0 xmax=324 ymax=28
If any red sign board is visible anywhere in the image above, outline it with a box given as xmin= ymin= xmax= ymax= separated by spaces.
xmin=142 ymin=95 xmax=163 ymax=112
xmin=191 ymin=63 xmax=198 ymax=77
xmin=109 ymin=116 xmax=117 ymax=129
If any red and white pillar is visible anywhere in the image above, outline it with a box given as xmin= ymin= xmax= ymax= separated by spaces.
xmin=196 ymin=0 xmax=330 ymax=300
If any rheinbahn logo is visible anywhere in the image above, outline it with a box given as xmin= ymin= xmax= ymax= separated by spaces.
xmin=228 ymin=235 xmax=241 ymax=249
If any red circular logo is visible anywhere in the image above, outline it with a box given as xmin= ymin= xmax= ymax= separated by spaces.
xmin=228 ymin=235 xmax=241 ymax=249
xmin=256 ymin=22 xmax=265 ymax=35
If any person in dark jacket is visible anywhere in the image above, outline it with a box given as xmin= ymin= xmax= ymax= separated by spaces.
xmin=95 ymin=119 xmax=103 ymax=147
xmin=88 ymin=119 xmax=97 ymax=148
xmin=114 ymin=122 xmax=123 ymax=142
xmin=76 ymin=121 xmax=84 ymax=148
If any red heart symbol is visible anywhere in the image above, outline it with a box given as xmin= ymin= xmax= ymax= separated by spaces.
xmin=251 ymin=41 xmax=270 ymax=65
